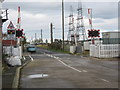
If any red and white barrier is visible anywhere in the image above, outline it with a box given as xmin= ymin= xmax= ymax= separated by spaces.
xmin=88 ymin=8 xmax=92 ymax=30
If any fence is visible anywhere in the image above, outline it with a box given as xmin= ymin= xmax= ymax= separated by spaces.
xmin=84 ymin=40 xmax=102 ymax=51
xmin=90 ymin=44 xmax=120 ymax=58
xmin=3 ymin=46 xmax=22 ymax=57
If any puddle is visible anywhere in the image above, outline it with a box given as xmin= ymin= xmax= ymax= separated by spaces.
xmin=28 ymin=74 xmax=48 ymax=79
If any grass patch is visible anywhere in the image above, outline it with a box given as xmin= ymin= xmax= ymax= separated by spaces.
xmin=2 ymin=54 xmax=10 ymax=73
xmin=37 ymin=44 xmax=70 ymax=54
xmin=37 ymin=45 xmax=48 ymax=49
xmin=2 ymin=60 xmax=9 ymax=73
xmin=75 ymin=50 xmax=90 ymax=56
xmin=48 ymin=48 xmax=70 ymax=54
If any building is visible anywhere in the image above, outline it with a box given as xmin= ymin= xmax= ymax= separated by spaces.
xmin=102 ymin=31 xmax=120 ymax=44
xmin=90 ymin=31 xmax=120 ymax=58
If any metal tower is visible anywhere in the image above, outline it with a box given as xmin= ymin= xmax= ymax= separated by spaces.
xmin=76 ymin=2 xmax=87 ymax=42
xmin=67 ymin=6 xmax=75 ymax=45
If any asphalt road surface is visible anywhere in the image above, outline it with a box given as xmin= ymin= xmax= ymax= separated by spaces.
xmin=19 ymin=47 xmax=118 ymax=88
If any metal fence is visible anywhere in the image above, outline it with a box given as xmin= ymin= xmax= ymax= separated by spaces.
xmin=90 ymin=44 xmax=120 ymax=58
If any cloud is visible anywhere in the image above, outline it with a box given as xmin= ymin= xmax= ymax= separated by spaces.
xmin=93 ymin=18 xmax=118 ymax=30
xmin=3 ymin=2 xmax=118 ymax=19
xmin=64 ymin=2 xmax=118 ymax=19
xmin=4 ymin=0 xmax=119 ymax=2
xmin=2 ymin=1 xmax=118 ymax=42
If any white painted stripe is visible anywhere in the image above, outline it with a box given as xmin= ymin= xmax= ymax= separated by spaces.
xmin=82 ymin=70 xmax=88 ymax=72
xmin=67 ymin=65 xmax=82 ymax=72
xmin=58 ymin=59 xmax=68 ymax=66
xmin=29 ymin=55 xmax=34 ymax=61
xmin=44 ymin=53 xmax=89 ymax=73
xmin=23 ymin=56 xmax=26 ymax=60
xmin=101 ymin=79 xmax=109 ymax=82
xmin=55 ymin=57 xmax=82 ymax=72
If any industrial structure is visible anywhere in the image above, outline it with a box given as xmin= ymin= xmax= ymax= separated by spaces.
xmin=76 ymin=3 xmax=87 ymax=42
xmin=102 ymin=31 xmax=120 ymax=44
xmin=67 ymin=6 xmax=75 ymax=45
xmin=67 ymin=2 xmax=87 ymax=46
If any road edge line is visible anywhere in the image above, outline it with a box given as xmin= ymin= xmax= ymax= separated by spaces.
xmin=29 ymin=55 xmax=34 ymax=61
xmin=12 ymin=56 xmax=32 ymax=88
xmin=45 ymin=53 xmax=82 ymax=73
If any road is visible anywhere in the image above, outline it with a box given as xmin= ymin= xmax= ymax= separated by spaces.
xmin=19 ymin=47 xmax=118 ymax=88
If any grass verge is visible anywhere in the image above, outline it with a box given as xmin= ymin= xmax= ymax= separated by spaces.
xmin=37 ymin=45 xmax=70 ymax=54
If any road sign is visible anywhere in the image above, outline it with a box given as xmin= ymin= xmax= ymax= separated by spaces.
xmin=7 ymin=30 xmax=15 ymax=34
xmin=16 ymin=29 xmax=24 ymax=38
xmin=88 ymin=29 xmax=100 ymax=38
xmin=7 ymin=21 xmax=15 ymax=30
xmin=16 ymin=30 xmax=22 ymax=37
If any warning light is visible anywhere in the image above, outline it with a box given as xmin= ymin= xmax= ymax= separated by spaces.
xmin=88 ymin=29 xmax=100 ymax=38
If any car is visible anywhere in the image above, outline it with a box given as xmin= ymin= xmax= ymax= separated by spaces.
xmin=27 ymin=44 xmax=36 ymax=52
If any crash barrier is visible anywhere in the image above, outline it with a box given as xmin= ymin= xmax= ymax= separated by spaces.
xmin=90 ymin=44 xmax=120 ymax=58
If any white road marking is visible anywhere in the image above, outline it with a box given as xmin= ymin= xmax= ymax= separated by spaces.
xmin=45 ymin=53 xmax=83 ymax=73
xmin=101 ymin=79 xmax=109 ymax=82
xmin=58 ymin=59 xmax=82 ymax=72
xmin=23 ymin=56 xmax=26 ymax=60
xmin=67 ymin=65 xmax=82 ymax=72
xmin=82 ymin=70 xmax=88 ymax=72
xmin=29 ymin=55 xmax=34 ymax=61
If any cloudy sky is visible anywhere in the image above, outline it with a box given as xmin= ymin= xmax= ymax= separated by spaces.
xmin=2 ymin=0 xmax=118 ymax=42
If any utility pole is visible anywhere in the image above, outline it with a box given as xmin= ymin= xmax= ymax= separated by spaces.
xmin=0 ymin=0 xmax=2 ymax=60
xmin=41 ymin=29 xmax=43 ymax=43
xmin=50 ymin=23 xmax=53 ymax=44
xmin=0 ymin=1 xmax=2 ymax=88
xmin=62 ymin=0 xmax=64 ymax=50
xmin=0 ymin=5 xmax=2 ymax=59
xmin=35 ymin=33 xmax=37 ymax=43
xmin=0 ymin=15 xmax=2 ymax=61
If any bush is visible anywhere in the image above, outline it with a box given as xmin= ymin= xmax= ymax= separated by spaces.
xmin=48 ymin=39 xmax=62 ymax=50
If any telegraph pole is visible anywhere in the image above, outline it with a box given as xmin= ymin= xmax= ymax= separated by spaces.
xmin=35 ymin=33 xmax=37 ymax=43
xmin=50 ymin=23 xmax=53 ymax=44
xmin=0 ymin=15 xmax=2 ymax=61
xmin=0 ymin=0 xmax=2 ymax=60
xmin=62 ymin=0 xmax=64 ymax=50
xmin=41 ymin=29 xmax=43 ymax=43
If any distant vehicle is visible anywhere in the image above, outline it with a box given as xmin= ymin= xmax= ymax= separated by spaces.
xmin=27 ymin=44 xmax=36 ymax=52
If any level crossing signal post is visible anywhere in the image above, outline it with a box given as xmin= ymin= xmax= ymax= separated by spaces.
xmin=88 ymin=29 xmax=100 ymax=44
